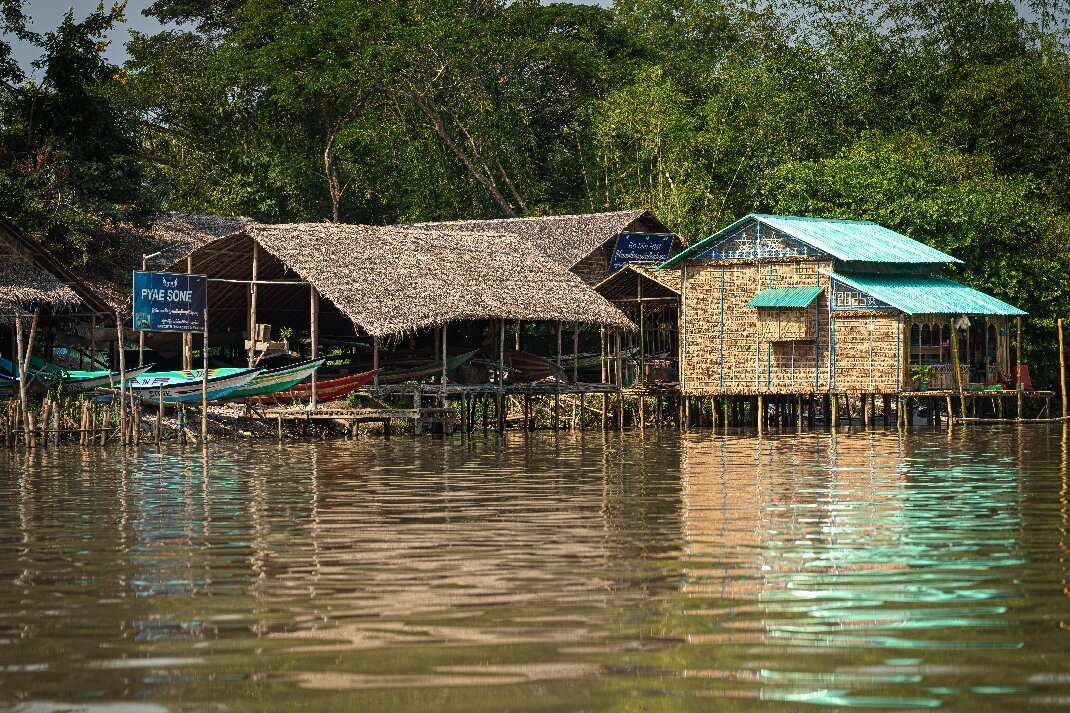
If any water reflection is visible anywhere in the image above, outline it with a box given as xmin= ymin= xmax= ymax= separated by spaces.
xmin=0 ymin=429 xmax=1067 ymax=710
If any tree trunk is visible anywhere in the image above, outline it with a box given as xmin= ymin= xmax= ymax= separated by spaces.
xmin=408 ymin=91 xmax=518 ymax=217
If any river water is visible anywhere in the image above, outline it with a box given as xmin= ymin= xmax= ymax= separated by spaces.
xmin=0 ymin=428 xmax=1068 ymax=711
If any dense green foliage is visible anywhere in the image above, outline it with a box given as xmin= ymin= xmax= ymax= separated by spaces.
xmin=4 ymin=0 xmax=1070 ymax=376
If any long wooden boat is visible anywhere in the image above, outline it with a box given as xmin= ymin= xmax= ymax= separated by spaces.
xmin=98 ymin=369 xmax=259 ymax=404
xmin=249 ymin=369 xmax=378 ymax=404
xmin=224 ymin=358 xmax=327 ymax=400
xmin=0 ymin=357 xmax=154 ymax=391
xmin=376 ymin=350 xmax=478 ymax=384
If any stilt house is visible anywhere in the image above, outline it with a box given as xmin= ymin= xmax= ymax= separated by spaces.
xmin=659 ymin=214 xmax=1027 ymax=397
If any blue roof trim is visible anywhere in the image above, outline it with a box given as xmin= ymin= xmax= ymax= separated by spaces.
xmin=659 ymin=214 xmax=962 ymax=268
xmin=820 ymin=270 xmax=1028 ymax=316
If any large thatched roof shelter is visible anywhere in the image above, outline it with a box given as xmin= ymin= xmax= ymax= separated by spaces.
xmin=0 ymin=216 xmax=111 ymax=316
xmin=411 ymin=210 xmax=681 ymax=285
xmin=169 ymin=221 xmax=636 ymax=338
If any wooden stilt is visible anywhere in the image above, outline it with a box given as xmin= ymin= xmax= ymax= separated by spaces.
xmin=310 ymin=286 xmax=320 ymax=410
xmin=1016 ymin=316 xmax=1023 ymax=419
xmin=1059 ymin=318 xmax=1067 ymax=419
xmin=138 ymin=254 xmax=147 ymax=367
xmin=201 ymin=308 xmax=209 ymax=444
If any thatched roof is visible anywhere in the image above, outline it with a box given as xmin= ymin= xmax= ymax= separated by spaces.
xmin=180 ymin=222 xmax=637 ymax=337
xmin=409 ymin=210 xmax=671 ymax=270
xmin=594 ymin=263 xmax=682 ymax=302
xmin=76 ymin=212 xmax=254 ymax=310
xmin=0 ymin=259 xmax=79 ymax=312
xmin=135 ymin=213 xmax=254 ymax=270
xmin=0 ymin=216 xmax=110 ymax=314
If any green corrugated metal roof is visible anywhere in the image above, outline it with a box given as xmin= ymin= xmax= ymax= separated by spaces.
xmin=747 ymin=285 xmax=823 ymax=308
xmin=822 ymin=270 xmax=1027 ymax=316
xmin=659 ymin=214 xmax=961 ymax=268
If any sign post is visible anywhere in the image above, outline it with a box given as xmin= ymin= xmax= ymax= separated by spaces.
xmin=132 ymin=271 xmax=208 ymax=443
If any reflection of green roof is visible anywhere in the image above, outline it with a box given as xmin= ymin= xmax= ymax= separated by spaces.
xmin=747 ymin=285 xmax=823 ymax=308
xmin=660 ymin=214 xmax=961 ymax=268
xmin=823 ymin=270 xmax=1027 ymax=316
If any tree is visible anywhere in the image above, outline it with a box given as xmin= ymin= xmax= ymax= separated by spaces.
xmin=0 ymin=2 xmax=158 ymax=264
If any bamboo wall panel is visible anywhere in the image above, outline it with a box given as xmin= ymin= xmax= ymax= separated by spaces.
xmin=682 ymin=260 xmax=902 ymax=395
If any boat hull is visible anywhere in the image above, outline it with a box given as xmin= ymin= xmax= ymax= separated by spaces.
xmin=225 ymin=358 xmax=327 ymax=400
xmin=249 ymin=370 xmax=378 ymax=404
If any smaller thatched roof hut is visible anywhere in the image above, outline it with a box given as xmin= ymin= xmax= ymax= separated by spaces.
xmin=77 ymin=212 xmax=254 ymax=310
xmin=410 ymin=209 xmax=681 ymax=285
xmin=0 ymin=216 xmax=110 ymax=316
xmin=176 ymin=222 xmax=636 ymax=338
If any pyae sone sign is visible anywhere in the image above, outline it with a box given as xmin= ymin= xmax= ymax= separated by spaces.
xmin=132 ymin=271 xmax=208 ymax=333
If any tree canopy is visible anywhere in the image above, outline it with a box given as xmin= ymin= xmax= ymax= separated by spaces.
xmin=3 ymin=0 xmax=1070 ymax=374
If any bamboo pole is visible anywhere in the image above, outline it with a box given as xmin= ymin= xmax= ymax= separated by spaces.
xmin=184 ymin=256 xmax=193 ymax=370
xmin=555 ymin=321 xmax=561 ymax=430
xmin=1060 ymin=318 xmax=1067 ymax=419
xmin=247 ymin=242 xmax=258 ymax=367
xmin=498 ymin=319 xmax=505 ymax=433
xmin=950 ymin=318 xmax=965 ymax=417
xmin=373 ymin=336 xmax=380 ymax=389
xmin=116 ymin=311 xmax=127 ymax=446
xmin=138 ymin=255 xmax=147 ymax=368
xmin=310 ymin=285 xmax=319 ymax=410
xmin=14 ymin=308 xmax=33 ymax=447
xmin=572 ymin=323 xmax=579 ymax=384
xmin=201 ymin=308 xmax=209 ymax=443
xmin=1016 ymin=316 xmax=1023 ymax=419
xmin=441 ymin=324 xmax=448 ymax=385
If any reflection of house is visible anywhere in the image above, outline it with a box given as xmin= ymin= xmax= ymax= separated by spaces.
xmin=660 ymin=214 xmax=1027 ymax=396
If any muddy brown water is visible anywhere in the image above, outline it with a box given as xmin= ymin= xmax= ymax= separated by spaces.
xmin=0 ymin=428 xmax=1069 ymax=711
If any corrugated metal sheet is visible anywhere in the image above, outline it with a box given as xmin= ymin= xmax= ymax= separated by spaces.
xmin=822 ymin=270 xmax=1027 ymax=316
xmin=747 ymin=285 xmax=823 ymax=308
xmin=659 ymin=214 xmax=961 ymax=268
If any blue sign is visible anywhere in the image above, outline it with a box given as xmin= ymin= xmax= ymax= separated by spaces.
xmin=610 ymin=233 xmax=675 ymax=272
xmin=132 ymin=271 xmax=207 ymax=332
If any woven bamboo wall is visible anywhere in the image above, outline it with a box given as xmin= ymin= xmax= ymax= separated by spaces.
xmin=572 ymin=242 xmax=613 ymax=285
xmin=681 ymin=260 xmax=904 ymax=395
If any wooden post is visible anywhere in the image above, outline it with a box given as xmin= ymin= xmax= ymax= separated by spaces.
xmin=1060 ymin=318 xmax=1067 ymax=419
xmin=515 ymin=319 xmax=521 ymax=351
xmin=373 ymin=336 xmax=380 ymax=389
xmin=117 ymin=311 xmax=127 ymax=446
xmin=201 ymin=308 xmax=208 ymax=444
xmin=949 ymin=318 xmax=966 ymax=417
xmin=829 ymin=392 xmax=838 ymax=429
xmin=554 ymin=322 xmax=561 ymax=430
xmin=14 ymin=308 xmax=32 ymax=447
xmin=441 ymin=323 xmax=448 ymax=385
xmin=498 ymin=319 xmax=505 ymax=433
xmin=138 ymin=254 xmax=147 ymax=368
xmin=156 ymin=385 xmax=163 ymax=445
xmin=247 ymin=241 xmax=258 ymax=367
xmin=757 ymin=394 xmax=764 ymax=435
xmin=638 ymin=278 xmax=645 ymax=386
xmin=184 ymin=256 xmax=193 ymax=370
xmin=310 ymin=285 xmax=319 ymax=410
xmin=572 ymin=323 xmax=579 ymax=384
xmin=89 ymin=314 xmax=97 ymax=374
xmin=1016 ymin=316 xmax=1023 ymax=419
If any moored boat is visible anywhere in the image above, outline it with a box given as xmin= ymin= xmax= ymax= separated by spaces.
xmin=97 ymin=368 xmax=259 ymax=404
xmin=248 ymin=369 xmax=378 ymax=404
xmin=224 ymin=358 xmax=327 ymax=400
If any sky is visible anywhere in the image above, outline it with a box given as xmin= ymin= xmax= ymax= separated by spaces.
xmin=8 ymin=0 xmax=609 ymax=73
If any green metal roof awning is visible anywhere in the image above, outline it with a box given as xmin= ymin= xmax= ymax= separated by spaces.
xmin=822 ymin=270 xmax=1028 ymax=316
xmin=660 ymin=213 xmax=961 ymax=268
xmin=747 ymin=285 xmax=823 ymax=309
